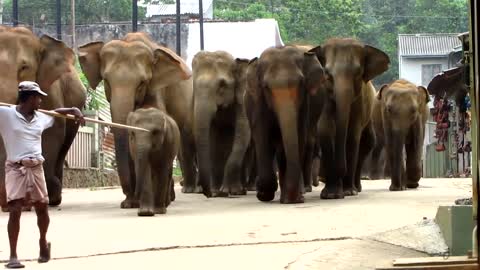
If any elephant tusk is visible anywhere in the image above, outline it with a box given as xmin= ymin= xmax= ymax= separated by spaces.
xmin=0 ymin=102 xmax=150 ymax=133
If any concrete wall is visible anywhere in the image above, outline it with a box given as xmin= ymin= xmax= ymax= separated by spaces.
xmin=399 ymin=57 xmax=449 ymax=87
xmin=32 ymin=23 xmax=189 ymax=60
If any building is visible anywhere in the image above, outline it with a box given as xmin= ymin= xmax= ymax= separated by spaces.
xmin=398 ymin=33 xmax=466 ymax=177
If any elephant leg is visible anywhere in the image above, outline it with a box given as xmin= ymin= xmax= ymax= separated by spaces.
xmin=311 ymin=157 xmax=320 ymax=187
xmin=302 ymin=140 xmax=314 ymax=193
xmin=245 ymin=144 xmax=257 ymax=191
xmin=254 ymin=118 xmax=277 ymax=202
xmin=342 ymin=130 xmax=362 ymax=196
xmin=383 ymin=150 xmax=391 ymax=178
xmin=405 ymin=127 xmax=423 ymax=189
xmin=212 ymin=128 xmax=232 ymax=197
xmin=169 ymin=173 xmax=176 ymax=202
xmin=154 ymin=165 xmax=170 ymax=215
xmin=138 ymin=167 xmax=155 ymax=217
xmin=41 ymin=120 xmax=66 ymax=206
xmin=52 ymin=120 xmax=80 ymax=206
xmin=179 ymin=132 xmax=201 ymax=194
xmin=369 ymin=144 xmax=384 ymax=180
xmin=355 ymin=123 xmax=375 ymax=192
xmin=386 ymin=129 xmax=406 ymax=191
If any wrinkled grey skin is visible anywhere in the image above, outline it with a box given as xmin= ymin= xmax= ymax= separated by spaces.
xmin=245 ymin=46 xmax=328 ymax=204
xmin=78 ymin=32 xmax=197 ymax=209
xmin=192 ymin=51 xmax=251 ymax=197
xmin=0 ymin=26 xmax=86 ymax=208
xmin=310 ymin=38 xmax=390 ymax=199
xmin=376 ymin=79 xmax=430 ymax=191
xmin=127 ymin=108 xmax=180 ymax=216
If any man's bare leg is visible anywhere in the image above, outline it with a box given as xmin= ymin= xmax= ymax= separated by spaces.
xmin=33 ymin=202 xmax=50 ymax=263
xmin=6 ymin=199 xmax=24 ymax=268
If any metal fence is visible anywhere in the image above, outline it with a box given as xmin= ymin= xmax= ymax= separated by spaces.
xmin=66 ymin=126 xmax=94 ymax=169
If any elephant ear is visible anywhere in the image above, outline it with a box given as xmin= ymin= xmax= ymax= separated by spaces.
xmin=78 ymin=41 xmax=105 ymax=89
xmin=152 ymin=47 xmax=192 ymax=89
xmin=308 ymin=46 xmax=326 ymax=66
xmin=303 ymin=52 xmax=326 ymax=96
xmin=364 ymin=45 xmax=390 ymax=82
xmin=234 ymin=58 xmax=250 ymax=105
xmin=417 ymin=86 xmax=431 ymax=104
xmin=377 ymin=84 xmax=390 ymax=100
xmin=246 ymin=57 xmax=259 ymax=99
xmin=36 ymin=35 xmax=75 ymax=91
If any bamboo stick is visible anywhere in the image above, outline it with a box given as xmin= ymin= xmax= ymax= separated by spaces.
xmin=0 ymin=102 xmax=149 ymax=132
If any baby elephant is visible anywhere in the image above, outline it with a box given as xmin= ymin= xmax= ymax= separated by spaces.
xmin=376 ymin=79 xmax=430 ymax=191
xmin=127 ymin=108 xmax=180 ymax=216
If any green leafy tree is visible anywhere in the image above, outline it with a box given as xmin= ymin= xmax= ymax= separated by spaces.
xmin=213 ymin=0 xmax=469 ymax=85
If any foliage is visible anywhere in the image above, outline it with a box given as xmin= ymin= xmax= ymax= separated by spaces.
xmin=213 ymin=0 xmax=469 ymax=85
xmin=2 ymin=0 xmax=147 ymax=25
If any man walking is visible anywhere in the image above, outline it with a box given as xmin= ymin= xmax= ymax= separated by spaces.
xmin=0 ymin=81 xmax=85 ymax=268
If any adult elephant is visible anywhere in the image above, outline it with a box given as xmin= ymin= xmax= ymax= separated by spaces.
xmin=78 ymin=32 xmax=196 ymax=208
xmin=246 ymin=46 xmax=328 ymax=203
xmin=0 ymin=26 xmax=86 ymax=209
xmin=310 ymin=38 xmax=390 ymax=199
xmin=192 ymin=51 xmax=250 ymax=197
xmin=376 ymin=79 xmax=430 ymax=190
xmin=367 ymin=98 xmax=389 ymax=180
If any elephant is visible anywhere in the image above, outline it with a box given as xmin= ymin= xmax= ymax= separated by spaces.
xmin=191 ymin=51 xmax=251 ymax=197
xmin=365 ymin=101 xmax=390 ymax=180
xmin=375 ymin=79 xmax=430 ymax=191
xmin=310 ymin=38 xmax=390 ymax=199
xmin=78 ymin=32 xmax=197 ymax=208
xmin=0 ymin=26 xmax=86 ymax=209
xmin=245 ymin=45 xmax=328 ymax=203
xmin=127 ymin=107 xmax=179 ymax=216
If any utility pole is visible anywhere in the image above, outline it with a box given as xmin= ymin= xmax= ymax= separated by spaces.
xmin=132 ymin=0 xmax=138 ymax=32
xmin=270 ymin=0 xmax=274 ymax=14
xmin=199 ymin=0 xmax=204 ymax=50
xmin=71 ymin=0 xmax=76 ymax=50
xmin=56 ymin=0 xmax=62 ymax=40
xmin=176 ymin=0 xmax=181 ymax=56
xmin=12 ymin=0 xmax=18 ymax=26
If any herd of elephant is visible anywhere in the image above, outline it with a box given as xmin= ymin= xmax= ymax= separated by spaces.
xmin=0 ymin=26 xmax=430 ymax=216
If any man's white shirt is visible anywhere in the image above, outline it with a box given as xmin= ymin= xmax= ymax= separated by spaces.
xmin=0 ymin=106 xmax=54 ymax=162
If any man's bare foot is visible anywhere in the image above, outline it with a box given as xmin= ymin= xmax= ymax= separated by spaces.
xmin=5 ymin=258 xmax=25 ymax=268
xmin=38 ymin=241 xmax=51 ymax=263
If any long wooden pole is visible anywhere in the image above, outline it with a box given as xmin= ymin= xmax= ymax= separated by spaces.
xmin=0 ymin=103 xmax=149 ymax=132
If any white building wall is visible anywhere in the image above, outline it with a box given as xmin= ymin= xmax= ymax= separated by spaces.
xmin=185 ymin=19 xmax=284 ymax=68
xmin=399 ymin=57 xmax=449 ymax=87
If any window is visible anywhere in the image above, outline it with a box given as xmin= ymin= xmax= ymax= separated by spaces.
xmin=422 ymin=64 xmax=442 ymax=86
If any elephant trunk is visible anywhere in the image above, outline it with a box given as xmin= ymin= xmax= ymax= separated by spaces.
xmin=272 ymin=88 xmax=302 ymax=193
xmin=134 ymin=147 xmax=151 ymax=200
xmin=334 ymin=82 xmax=354 ymax=178
xmin=193 ymin=101 xmax=216 ymax=196
xmin=110 ymin=93 xmax=136 ymax=197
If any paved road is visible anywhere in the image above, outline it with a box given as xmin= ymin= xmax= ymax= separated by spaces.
xmin=0 ymin=178 xmax=472 ymax=269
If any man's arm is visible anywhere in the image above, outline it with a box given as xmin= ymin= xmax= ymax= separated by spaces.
xmin=53 ymin=107 xmax=86 ymax=125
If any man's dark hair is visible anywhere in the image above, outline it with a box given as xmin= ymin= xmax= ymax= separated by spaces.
xmin=17 ymin=91 xmax=39 ymax=104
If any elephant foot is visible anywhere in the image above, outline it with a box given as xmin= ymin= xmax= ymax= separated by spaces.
xmin=154 ymin=207 xmax=167 ymax=215
xmin=312 ymin=177 xmax=320 ymax=187
xmin=179 ymin=180 xmax=184 ymax=186
xmin=389 ymin=184 xmax=406 ymax=191
xmin=406 ymin=182 xmax=419 ymax=189
xmin=356 ymin=183 xmax=363 ymax=192
xmin=219 ymin=184 xmax=247 ymax=196
xmin=137 ymin=207 xmax=155 ymax=217
xmin=256 ymin=190 xmax=275 ymax=202
xmin=182 ymin=185 xmax=198 ymax=194
xmin=320 ymin=187 xmax=344 ymax=199
xmin=304 ymin=185 xmax=313 ymax=193
xmin=280 ymin=191 xmax=304 ymax=204
xmin=121 ymin=198 xmax=140 ymax=209
xmin=343 ymin=188 xmax=358 ymax=196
